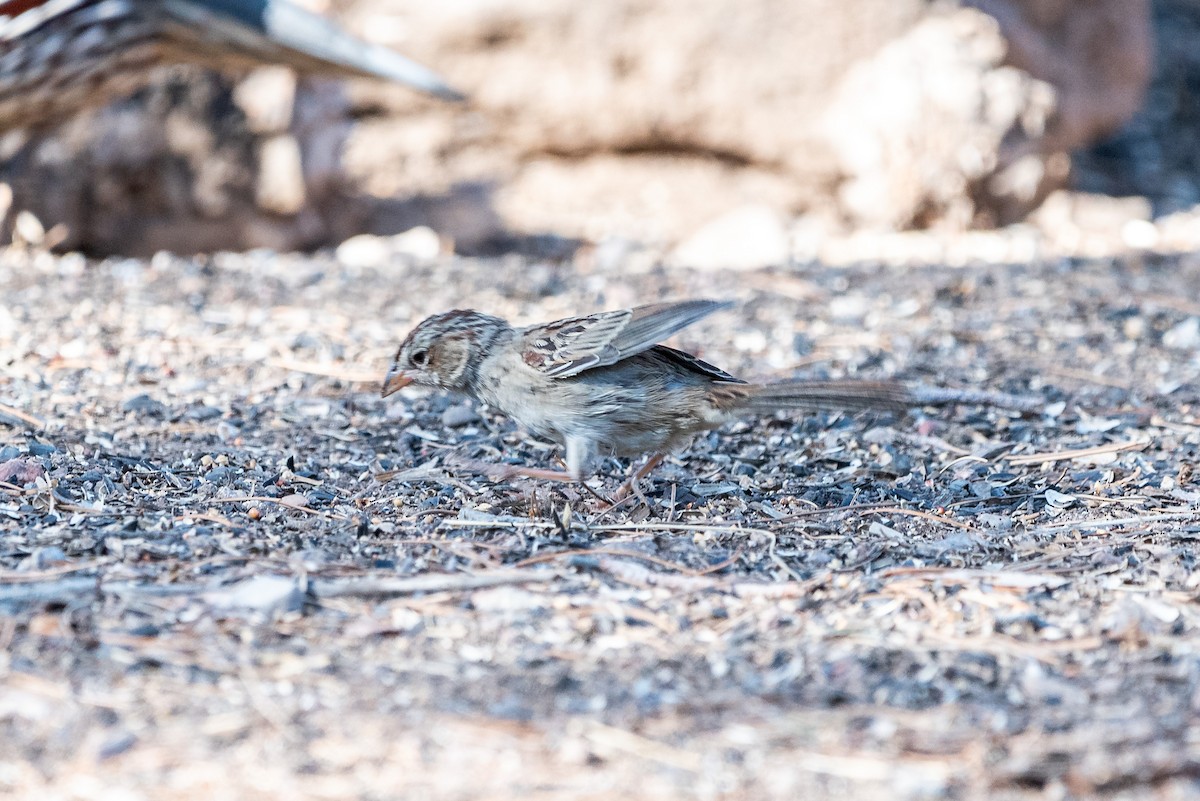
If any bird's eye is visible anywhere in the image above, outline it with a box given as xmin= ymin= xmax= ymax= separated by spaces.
xmin=411 ymin=349 xmax=429 ymax=367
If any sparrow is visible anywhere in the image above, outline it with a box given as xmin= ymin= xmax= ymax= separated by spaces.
xmin=381 ymin=300 xmax=911 ymax=493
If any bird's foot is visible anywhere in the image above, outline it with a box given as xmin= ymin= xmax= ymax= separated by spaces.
xmin=600 ymin=453 xmax=665 ymax=511
xmin=450 ymin=454 xmax=668 ymax=513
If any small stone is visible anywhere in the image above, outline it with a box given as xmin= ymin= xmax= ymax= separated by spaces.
xmin=19 ymin=546 xmax=66 ymax=571
xmin=1121 ymin=218 xmax=1158 ymax=250
xmin=691 ymin=482 xmax=740 ymax=497
xmin=868 ymin=521 xmax=902 ymax=538
xmin=185 ymin=405 xmax=222 ymax=422
xmin=671 ymin=205 xmax=790 ymax=271
xmin=392 ymin=226 xmax=442 ymax=261
xmin=591 ymin=237 xmax=639 ymax=272
xmin=204 ymin=466 xmax=234 ymax=484
xmin=121 ymin=394 xmax=167 ymax=417
xmin=1122 ymin=316 xmax=1145 ymax=340
xmin=1163 ymin=317 xmax=1200 ymax=350
xmin=0 ymin=182 xmax=11 ymax=227
xmin=336 ymin=234 xmax=391 ymax=268
xmin=233 ymin=66 xmax=296 ymax=134
xmin=1045 ymin=489 xmax=1077 ymax=508
xmin=256 ymin=135 xmax=306 ymax=215
xmin=207 ymin=575 xmax=301 ymax=612
xmin=441 ymin=403 xmax=481 ymax=428
xmin=13 ymin=210 xmax=45 ymax=247
xmin=97 ymin=731 xmax=138 ymax=761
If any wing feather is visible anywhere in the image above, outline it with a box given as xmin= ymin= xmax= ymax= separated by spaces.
xmin=649 ymin=344 xmax=745 ymax=384
xmin=521 ymin=300 xmax=732 ymax=378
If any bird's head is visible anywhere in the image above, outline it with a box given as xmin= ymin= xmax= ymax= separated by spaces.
xmin=381 ymin=309 xmax=506 ymax=397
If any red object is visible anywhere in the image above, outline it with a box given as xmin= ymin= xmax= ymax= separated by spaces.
xmin=0 ymin=0 xmax=44 ymax=17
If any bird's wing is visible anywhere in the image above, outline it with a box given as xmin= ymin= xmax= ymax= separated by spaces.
xmin=520 ymin=299 xmax=733 ymax=379
xmin=649 ymin=345 xmax=745 ymax=384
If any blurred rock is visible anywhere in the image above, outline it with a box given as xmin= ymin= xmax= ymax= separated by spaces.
xmin=363 ymin=182 xmax=507 ymax=254
xmin=366 ymin=0 xmax=925 ymax=176
xmin=1031 ymin=190 xmax=1154 ymax=255
xmin=291 ymin=78 xmax=356 ymax=209
xmin=1155 ymin=205 xmax=1200 ymax=252
xmin=828 ymin=9 xmax=1070 ymax=230
xmin=336 ymin=233 xmax=392 ymax=268
xmin=671 ymin=205 xmax=790 ymax=271
xmin=1162 ymin=317 xmax=1200 ymax=351
xmin=257 ymin=134 xmax=307 ymax=215
xmin=0 ymin=456 xmax=44 ymax=486
xmin=1 ymin=71 xmax=260 ymax=254
xmin=233 ymin=67 xmax=297 ymax=135
xmin=392 ymin=226 xmax=442 ymax=261
xmin=348 ymin=0 xmax=927 ymax=243
xmin=0 ymin=0 xmax=1163 ymax=253
xmin=441 ymin=403 xmax=481 ymax=428
xmin=971 ymin=0 xmax=1153 ymax=156
xmin=1071 ymin=2 xmax=1200 ymax=215
xmin=206 ymin=574 xmax=304 ymax=613
xmin=350 ymin=0 xmax=1154 ymax=240
xmin=0 ymin=182 xmax=11 ymax=231
xmin=12 ymin=210 xmax=45 ymax=247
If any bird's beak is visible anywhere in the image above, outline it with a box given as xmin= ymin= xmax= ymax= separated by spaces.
xmin=381 ymin=367 xmax=414 ymax=398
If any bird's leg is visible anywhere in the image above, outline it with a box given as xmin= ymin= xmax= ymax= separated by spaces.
xmin=608 ymin=452 xmax=665 ymax=505
xmin=563 ymin=436 xmax=591 ymax=483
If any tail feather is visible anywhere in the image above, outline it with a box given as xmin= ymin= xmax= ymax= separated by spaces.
xmin=737 ymin=380 xmax=912 ymax=413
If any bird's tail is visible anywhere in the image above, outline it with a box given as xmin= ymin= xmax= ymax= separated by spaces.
xmin=735 ymin=379 xmax=912 ymax=414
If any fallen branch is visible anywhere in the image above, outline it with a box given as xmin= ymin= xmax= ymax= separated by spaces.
xmin=1031 ymin=510 xmax=1198 ymax=533
xmin=2 ymin=569 xmax=560 ymax=607
xmin=309 ymin=569 xmax=556 ymax=598
xmin=1006 ymin=440 xmax=1148 ymax=466
xmin=0 ymin=577 xmax=96 ymax=606
xmin=209 ymin=495 xmax=350 ymax=521
xmin=591 ymin=555 xmax=827 ymax=598
xmin=877 ymin=566 xmax=1070 ymax=589
xmin=862 ymin=506 xmax=979 ymax=531
xmin=515 ymin=547 xmax=740 ymax=576
xmin=0 ymin=402 xmax=45 ymax=429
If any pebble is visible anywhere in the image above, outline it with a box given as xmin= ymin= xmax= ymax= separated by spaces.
xmin=442 ymin=403 xmax=481 ymax=428
xmin=204 ymin=466 xmax=235 ymax=484
xmin=19 ymin=546 xmax=67 ymax=571
xmin=671 ymin=205 xmax=790 ymax=271
xmin=392 ymin=226 xmax=442 ymax=261
xmin=206 ymin=575 xmax=303 ymax=612
xmin=336 ymin=234 xmax=391 ymax=268
xmin=256 ymin=135 xmax=306 ymax=215
xmin=185 ymin=405 xmax=223 ymax=421
xmin=122 ymin=394 xmax=168 ymax=417
xmin=1162 ymin=317 xmax=1200 ymax=350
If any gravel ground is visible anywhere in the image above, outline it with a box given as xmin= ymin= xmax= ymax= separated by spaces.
xmin=2 ymin=239 xmax=1199 ymax=800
